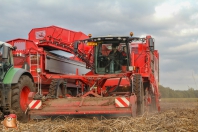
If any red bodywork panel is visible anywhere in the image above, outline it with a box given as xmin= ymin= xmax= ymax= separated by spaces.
xmin=29 ymin=25 xmax=88 ymax=44
xmin=6 ymin=26 xmax=92 ymax=91
xmin=101 ymin=35 xmax=160 ymax=111
xmin=130 ymin=36 xmax=159 ymax=109
xmin=28 ymin=94 xmax=137 ymax=118
xmin=28 ymin=25 xmax=91 ymax=55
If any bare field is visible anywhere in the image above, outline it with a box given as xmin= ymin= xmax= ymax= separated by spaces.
xmin=160 ymin=98 xmax=198 ymax=111
xmin=1 ymin=98 xmax=198 ymax=132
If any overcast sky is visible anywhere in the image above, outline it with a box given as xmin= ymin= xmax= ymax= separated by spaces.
xmin=0 ymin=0 xmax=198 ymax=90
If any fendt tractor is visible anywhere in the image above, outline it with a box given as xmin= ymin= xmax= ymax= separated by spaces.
xmin=0 ymin=26 xmax=160 ymax=121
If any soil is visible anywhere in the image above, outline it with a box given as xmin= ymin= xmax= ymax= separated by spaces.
xmin=0 ymin=98 xmax=198 ymax=132
xmin=160 ymin=99 xmax=198 ymax=111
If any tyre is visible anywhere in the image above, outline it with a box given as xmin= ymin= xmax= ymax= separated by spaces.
xmin=133 ymin=74 xmax=145 ymax=115
xmin=0 ymin=91 xmax=3 ymax=119
xmin=47 ymin=79 xmax=66 ymax=98
xmin=151 ymin=94 xmax=157 ymax=111
xmin=11 ymin=75 xmax=35 ymax=121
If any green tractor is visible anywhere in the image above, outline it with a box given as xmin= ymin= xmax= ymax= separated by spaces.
xmin=0 ymin=41 xmax=35 ymax=120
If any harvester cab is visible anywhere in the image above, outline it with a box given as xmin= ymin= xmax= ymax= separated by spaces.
xmin=75 ymin=35 xmax=133 ymax=74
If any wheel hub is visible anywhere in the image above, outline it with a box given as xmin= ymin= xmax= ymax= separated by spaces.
xmin=20 ymin=86 xmax=30 ymax=111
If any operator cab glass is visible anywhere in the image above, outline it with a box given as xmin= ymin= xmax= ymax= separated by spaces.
xmin=0 ymin=44 xmax=13 ymax=72
xmin=0 ymin=46 xmax=3 ymax=57
xmin=86 ymin=36 xmax=130 ymax=74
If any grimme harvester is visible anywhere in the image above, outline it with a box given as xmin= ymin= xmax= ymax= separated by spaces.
xmin=0 ymin=26 xmax=160 ymax=121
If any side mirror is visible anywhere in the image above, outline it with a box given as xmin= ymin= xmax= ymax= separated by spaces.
xmin=2 ymin=45 xmax=9 ymax=59
xmin=149 ymin=38 xmax=154 ymax=51
xmin=74 ymin=41 xmax=79 ymax=53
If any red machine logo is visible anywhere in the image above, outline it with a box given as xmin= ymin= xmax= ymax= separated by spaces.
xmin=35 ymin=30 xmax=46 ymax=39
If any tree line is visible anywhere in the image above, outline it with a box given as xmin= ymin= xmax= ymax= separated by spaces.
xmin=159 ymin=85 xmax=198 ymax=98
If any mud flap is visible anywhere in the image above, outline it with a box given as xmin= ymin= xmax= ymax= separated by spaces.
xmin=130 ymin=95 xmax=137 ymax=117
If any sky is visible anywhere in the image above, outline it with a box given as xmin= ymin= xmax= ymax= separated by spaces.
xmin=0 ymin=0 xmax=198 ymax=90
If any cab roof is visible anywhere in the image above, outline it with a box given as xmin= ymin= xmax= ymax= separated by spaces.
xmin=0 ymin=41 xmax=14 ymax=49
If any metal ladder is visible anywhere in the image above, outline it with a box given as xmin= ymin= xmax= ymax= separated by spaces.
xmin=29 ymin=52 xmax=42 ymax=95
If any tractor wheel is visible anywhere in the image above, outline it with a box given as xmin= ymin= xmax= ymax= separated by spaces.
xmin=11 ymin=75 xmax=35 ymax=121
xmin=0 ymin=91 xmax=3 ymax=119
xmin=133 ymin=74 xmax=145 ymax=115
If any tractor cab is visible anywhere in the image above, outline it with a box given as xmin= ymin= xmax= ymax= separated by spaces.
xmin=0 ymin=42 xmax=15 ymax=81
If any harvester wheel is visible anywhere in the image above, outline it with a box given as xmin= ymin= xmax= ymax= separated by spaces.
xmin=133 ymin=74 xmax=144 ymax=115
xmin=151 ymin=95 xmax=157 ymax=111
xmin=48 ymin=79 xmax=67 ymax=98
xmin=11 ymin=75 xmax=35 ymax=121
